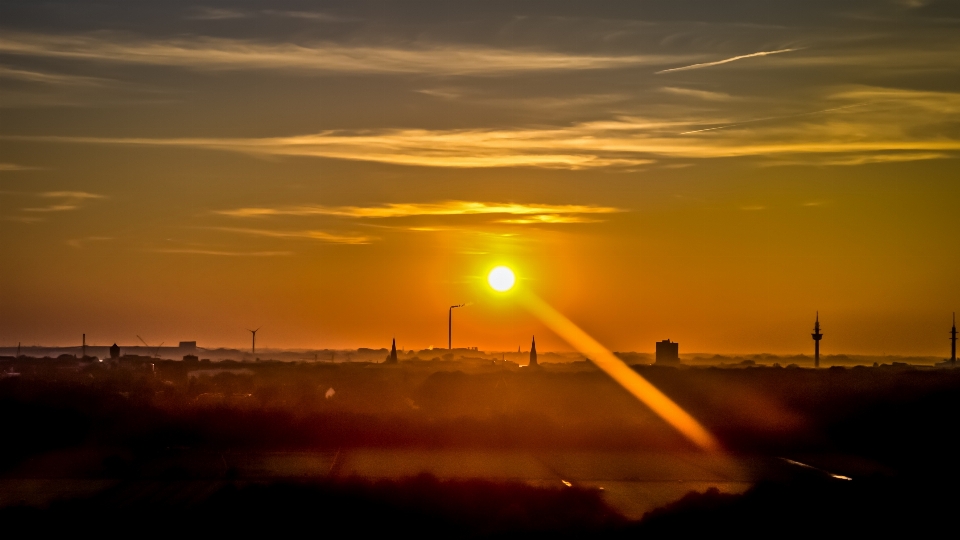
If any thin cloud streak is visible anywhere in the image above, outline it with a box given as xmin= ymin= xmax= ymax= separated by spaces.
xmin=680 ymin=103 xmax=870 ymax=135
xmin=18 ymin=190 xmax=105 ymax=213
xmin=660 ymin=87 xmax=736 ymax=101
xmin=656 ymin=48 xmax=800 ymax=74
xmin=11 ymin=124 xmax=959 ymax=168
xmin=0 ymin=32 xmax=681 ymax=75
xmin=150 ymin=248 xmax=292 ymax=257
xmin=765 ymin=152 xmax=953 ymax=167
xmin=185 ymin=8 xmax=249 ymax=20
xmin=187 ymin=7 xmax=351 ymax=22
xmin=66 ymin=236 xmax=111 ymax=248
xmin=215 ymin=201 xmax=623 ymax=219
xmin=497 ymin=215 xmax=604 ymax=224
xmin=210 ymin=226 xmax=374 ymax=244
xmin=22 ymin=204 xmax=78 ymax=212
xmin=41 ymin=191 xmax=105 ymax=199
xmin=0 ymin=163 xmax=44 ymax=171
xmin=5 ymin=216 xmax=43 ymax=223
xmin=260 ymin=10 xmax=353 ymax=22
xmin=0 ymin=66 xmax=107 ymax=86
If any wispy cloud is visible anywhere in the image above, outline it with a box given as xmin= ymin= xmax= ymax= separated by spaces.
xmin=497 ymin=215 xmax=604 ymax=224
xmin=210 ymin=227 xmax=374 ymax=244
xmin=23 ymin=204 xmax=78 ymax=212
xmin=12 ymin=119 xmax=957 ymax=169
xmin=0 ymin=163 xmax=44 ymax=171
xmin=67 ymin=236 xmax=111 ymax=248
xmin=261 ymin=10 xmax=350 ymax=22
xmin=0 ymin=66 xmax=107 ymax=86
xmin=660 ymin=87 xmax=736 ymax=101
xmin=18 ymin=191 xmax=105 ymax=214
xmin=416 ymin=88 xmax=463 ymax=100
xmin=656 ymin=48 xmax=800 ymax=74
xmin=828 ymin=87 xmax=960 ymax=113
xmin=416 ymin=87 xmax=630 ymax=110
xmin=0 ymin=32 xmax=680 ymax=75
xmin=679 ymin=103 xmax=869 ymax=135
xmin=187 ymin=7 xmax=349 ymax=22
xmin=215 ymin=201 xmax=623 ymax=219
xmin=895 ymin=0 xmax=930 ymax=7
xmin=766 ymin=152 xmax=953 ymax=167
xmin=6 ymin=86 xmax=959 ymax=168
xmin=41 ymin=191 xmax=105 ymax=199
xmin=150 ymin=248 xmax=292 ymax=257
xmin=5 ymin=216 xmax=43 ymax=223
xmin=185 ymin=7 xmax=250 ymax=20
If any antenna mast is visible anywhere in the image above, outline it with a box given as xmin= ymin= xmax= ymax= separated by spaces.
xmin=951 ymin=312 xmax=957 ymax=366
xmin=811 ymin=312 xmax=823 ymax=368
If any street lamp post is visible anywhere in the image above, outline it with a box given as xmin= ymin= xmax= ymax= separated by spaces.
xmin=449 ymin=304 xmax=463 ymax=350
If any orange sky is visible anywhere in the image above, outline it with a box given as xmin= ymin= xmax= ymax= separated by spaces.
xmin=1 ymin=1 xmax=958 ymax=355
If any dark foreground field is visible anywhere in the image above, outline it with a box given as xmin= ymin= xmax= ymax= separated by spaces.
xmin=2 ymin=355 xmax=959 ymax=536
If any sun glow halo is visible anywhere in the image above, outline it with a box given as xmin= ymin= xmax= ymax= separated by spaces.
xmin=487 ymin=266 xmax=516 ymax=292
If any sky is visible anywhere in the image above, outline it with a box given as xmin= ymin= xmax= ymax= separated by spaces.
xmin=1 ymin=0 xmax=958 ymax=355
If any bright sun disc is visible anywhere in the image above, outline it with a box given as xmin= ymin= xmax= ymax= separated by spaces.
xmin=488 ymin=266 xmax=516 ymax=292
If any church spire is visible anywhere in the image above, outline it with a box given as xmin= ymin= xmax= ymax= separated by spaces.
xmin=529 ymin=336 xmax=538 ymax=367
xmin=387 ymin=338 xmax=398 ymax=364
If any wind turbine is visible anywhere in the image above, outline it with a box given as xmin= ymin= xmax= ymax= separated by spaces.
xmin=247 ymin=327 xmax=261 ymax=355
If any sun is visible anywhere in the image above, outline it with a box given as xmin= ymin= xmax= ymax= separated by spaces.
xmin=487 ymin=266 xmax=516 ymax=292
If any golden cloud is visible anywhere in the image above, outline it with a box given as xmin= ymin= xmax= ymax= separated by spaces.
xmin=210 ymin=227 xmax=374 ymax=244
xmin=0 ymin=32 xmax=682 ymax=74
xmin=7 ymin=86 xmax=960 ymax=169
xmin=215 ymin=201 xmax=623 ymax=220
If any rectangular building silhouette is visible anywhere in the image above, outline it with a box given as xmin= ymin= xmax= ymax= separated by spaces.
xmin=655 ymin=339 xmax=679 ymax=364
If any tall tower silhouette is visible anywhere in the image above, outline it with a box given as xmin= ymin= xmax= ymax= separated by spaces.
xmin=951 ymin=313 xmax=957 ymax=366
xmin=387 ymin=338 xmax=398 ymax=364
xmin=812 ymin=312 xmax=823 ymax=368
xmin=529 ymin=336 xmax=538 ymax=367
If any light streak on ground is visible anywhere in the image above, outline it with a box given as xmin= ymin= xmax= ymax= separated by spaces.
xmin=780 ymin=458 xmax=853 ymax=480
xmin=519 ymin=291 xmax=720 ymax=452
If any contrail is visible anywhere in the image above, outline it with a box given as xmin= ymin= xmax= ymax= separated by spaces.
xmin=519 ymin=291 xmax=719 ymax=451
xmin=656 ymin=48 xmax=799 ymax=74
